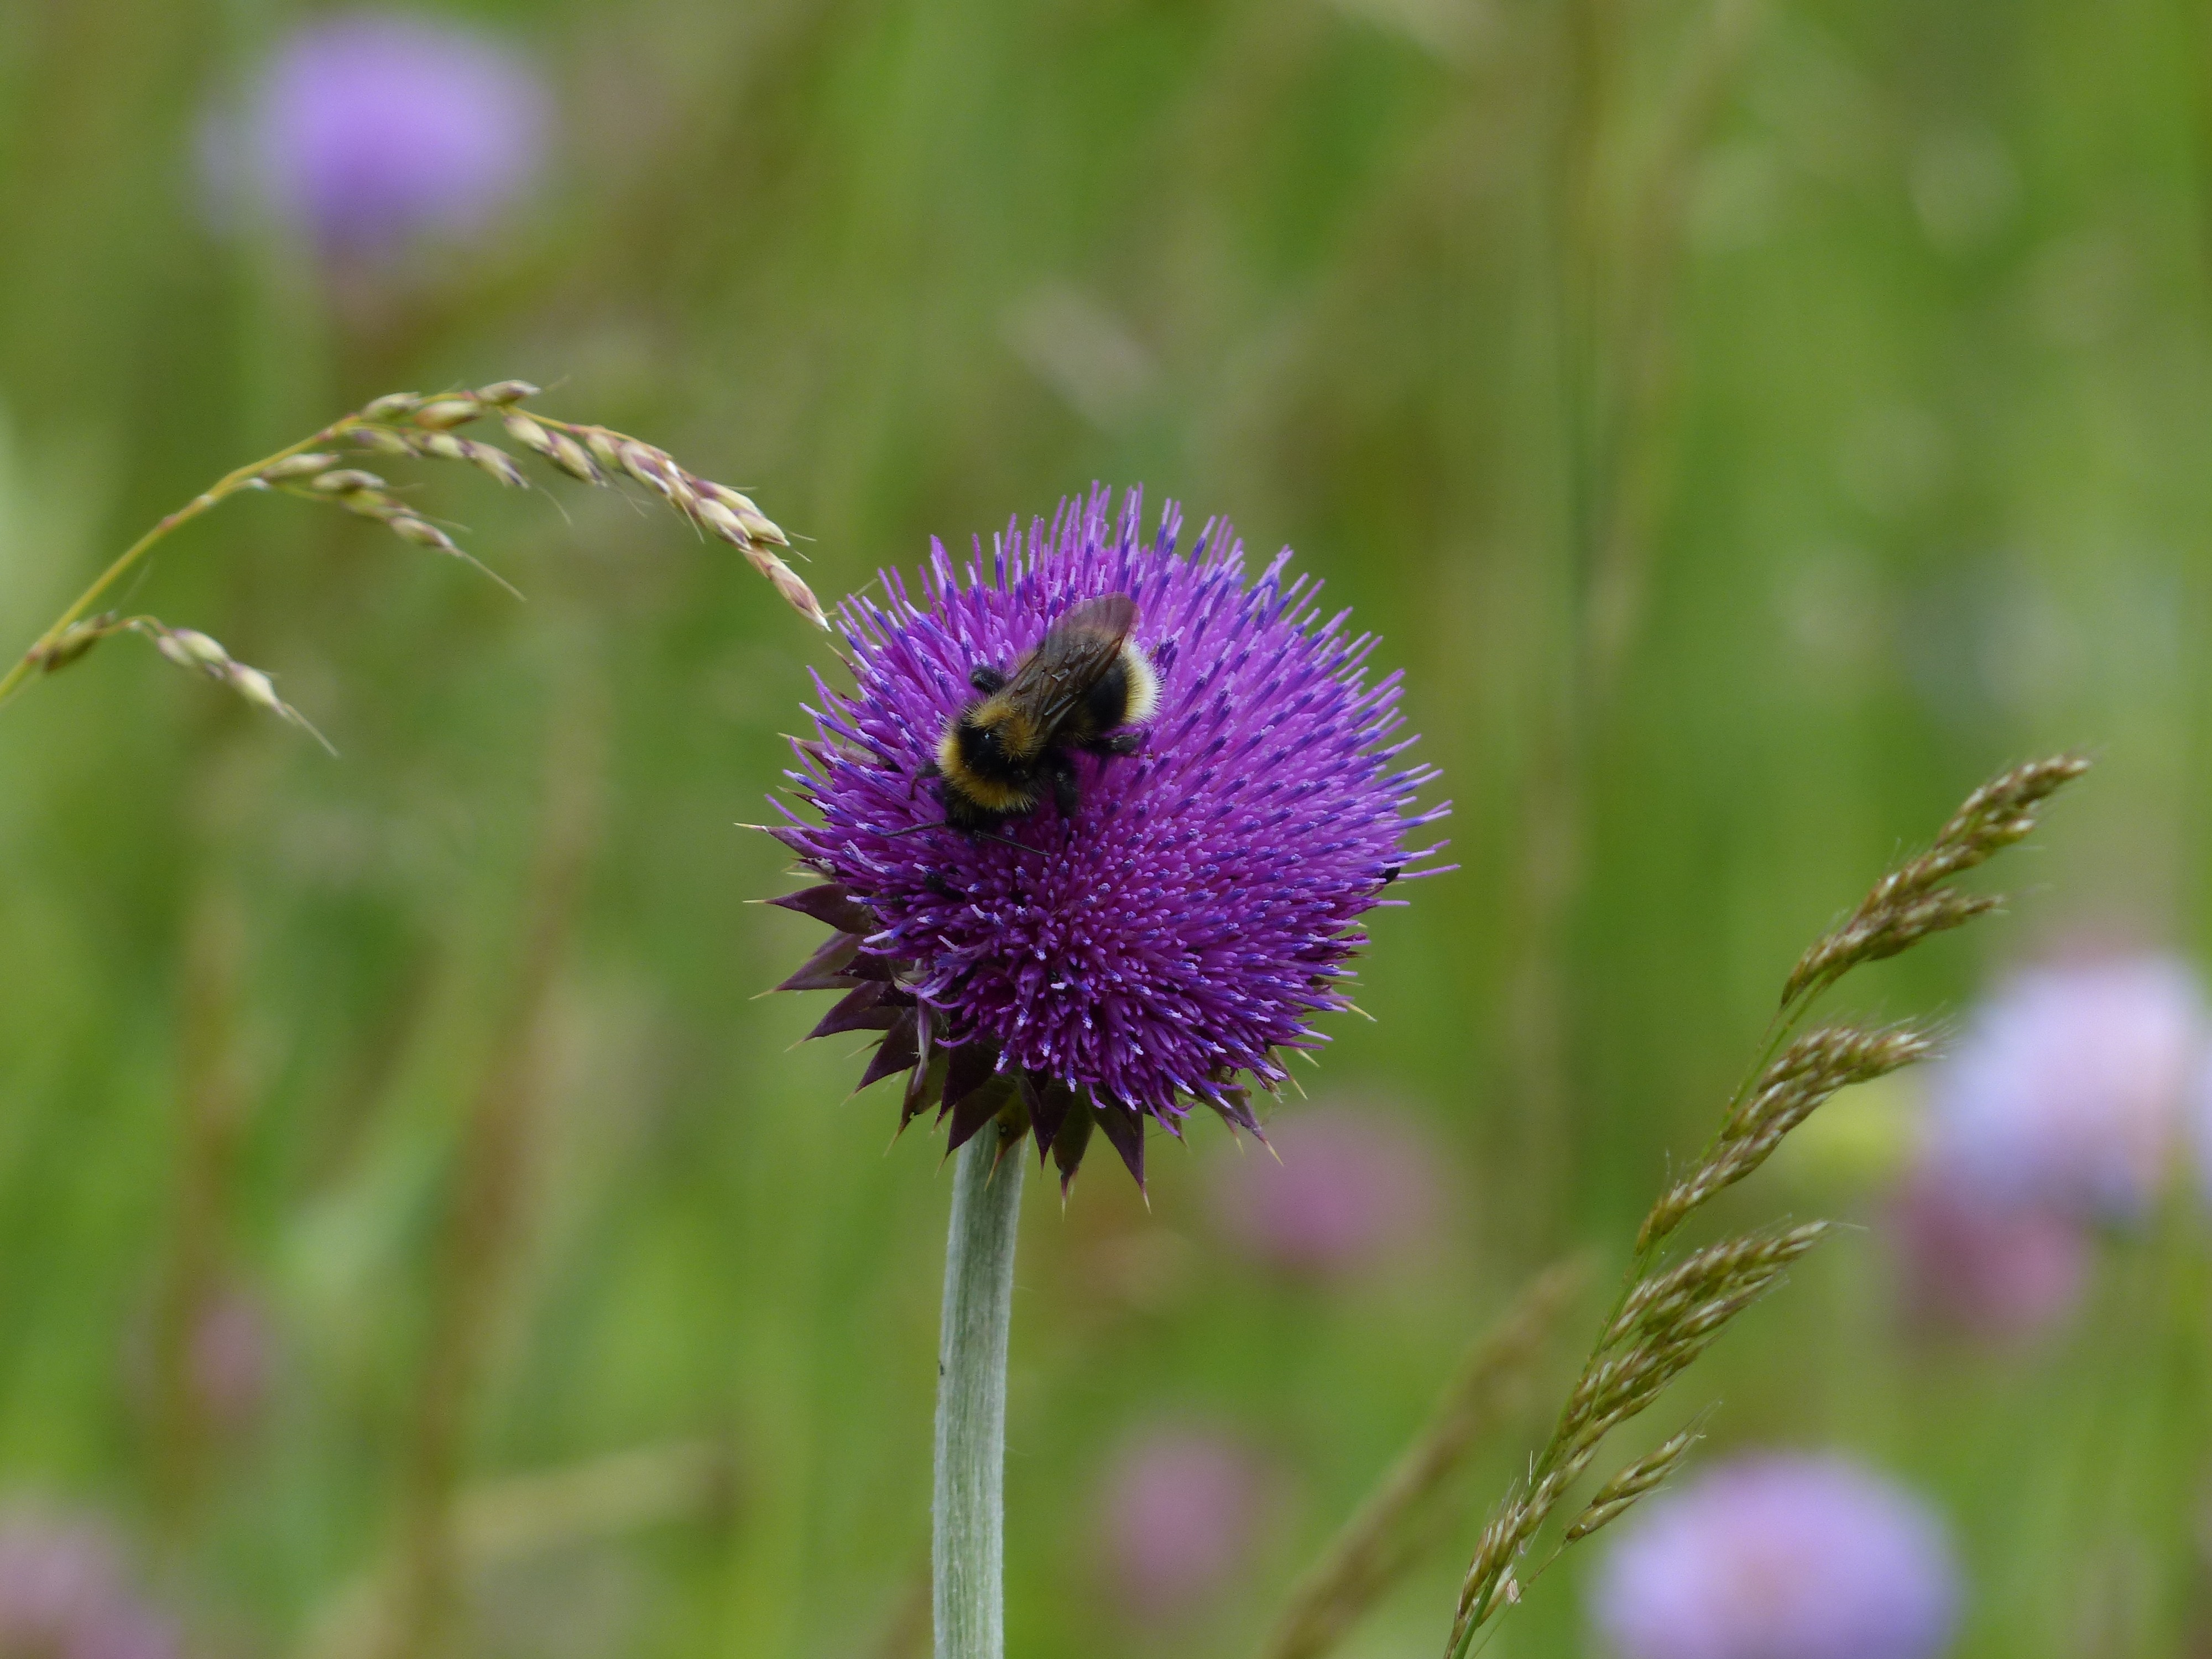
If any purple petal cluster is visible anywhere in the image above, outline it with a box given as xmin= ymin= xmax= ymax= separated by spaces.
xmin=1592 ymin=1454 xmax=1960 ymax=1659
xmin=0 ymin=1505 xmax=176 ymax=1659
xmin=769 ymin=487 xmax=1446 ymax=1187
xmin=1926 ymin=954 xmax=2204 ymax=1221
xmin=1095 ymin=1425 xmax=1270 ymax=1621
xmin=206 ymin=10 xmax=549 ymax=257
xmin=1208 ymin=1100 xmax=1443 ymax=1277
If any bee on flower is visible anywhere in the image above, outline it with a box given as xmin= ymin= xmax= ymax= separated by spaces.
xmin=766 ymin=487 xmax=1448 ymax=1189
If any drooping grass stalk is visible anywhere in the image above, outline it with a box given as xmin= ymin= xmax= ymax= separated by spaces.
xmin=933 ymin=1126 xmax=1026 ymax=1659
xmin=1441 ymin=755 xmax=2091 ymax=1658
xmin=0 ymin=381 xmax=823 ymax=726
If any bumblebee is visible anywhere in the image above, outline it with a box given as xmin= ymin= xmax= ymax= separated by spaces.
xmin=928 ymin=592 xmax=1158 ymax=832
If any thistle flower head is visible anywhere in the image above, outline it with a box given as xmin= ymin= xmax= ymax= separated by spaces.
xmin=769 ymin=488 xmax=1447 ymax=1188
xmin=0 ymin=1505 xmax=176 ymax=1659
xmin=1591 ymin=1454 xmax=1960 ymax=1659
xmin=208 ymin=9 xmax=549 ymax=258
xmin=1926 ymin=953 xmax=2204 ymax=1221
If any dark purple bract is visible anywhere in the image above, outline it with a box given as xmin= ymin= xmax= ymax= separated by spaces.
xmin=769 ymin=487 xmax=1446 ymax=1188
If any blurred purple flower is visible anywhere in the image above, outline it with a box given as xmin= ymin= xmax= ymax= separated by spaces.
xmin=1209 ymin=1102 xmax=1442 ymax=1278
xmin=0 ymin=1505 xmax=176 ymax=1659
xmin=205 ymin=9 xmax=550 ymax=257
xmin=769 ymin=487 xmax=1448 ymax=1190
xmin=1592 ymin=1453 xmax=1960 ymax=1659
xmin=1097 ymin=1426 xmax=1269 ymax=1622
xmin=1889 ymin=1162 xmax=2087 ymax=1342
xmin=1926 ymin=954 xmax=2204 ymax=1220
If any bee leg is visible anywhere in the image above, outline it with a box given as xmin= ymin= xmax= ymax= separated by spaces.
xmin=1084 ymin=729 xmax=1145 ymax=758
xmin=969 ymin=665 xmax=1008 ymax=694
xmin=908 ymin=760 xmax=940 ymax=802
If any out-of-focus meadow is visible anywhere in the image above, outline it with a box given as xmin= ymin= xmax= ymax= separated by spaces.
xmin=4 ymin=1 xmax=2212 ymax=1655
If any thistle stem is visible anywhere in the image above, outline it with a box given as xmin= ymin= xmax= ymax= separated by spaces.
xmin=933 ymin=1129 xmax=1025 ymax=1659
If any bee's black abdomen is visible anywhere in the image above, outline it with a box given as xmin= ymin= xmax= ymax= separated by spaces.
xmin=1081 ymin=659 xmax=1131 ymax=735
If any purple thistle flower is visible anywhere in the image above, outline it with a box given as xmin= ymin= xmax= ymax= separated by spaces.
xmin=1095 ymin=1425 xmax=1270 ymax=1622
xmin=1208 ymin=1100 xmax=1443 ymax=1277
xmin=205 ymin=9 xmax=550 ymax=258
xmin=1925 ymin=953 xmax=2204 ymax=1221
xmin=0 ymin=1504 xmax=177 ymax=1659
xmin=1592 ymin=1454 xmax=1961 ymax=1659
xmin=767 ymin=487 xmax=1447 ymax=1190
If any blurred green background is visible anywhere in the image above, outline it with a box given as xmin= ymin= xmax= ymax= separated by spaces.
xmin=4 ymin=0 xmax=2212 ymax=1655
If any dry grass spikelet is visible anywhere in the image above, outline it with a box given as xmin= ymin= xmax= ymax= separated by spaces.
xmin=1440 ymin=757 xmax=2089 ymax=1659
xmin=1562 ymin=1412 xmax=1712 ymax=1543
xmin=1782 ymin=754 xmax=2090 ymax=1007
xmin=0 ymin=378 xmax=827 ymax=734
xmin=29 ymin=613 xmax=332 ymax=751
xmin=1637 ymin=1025 xmax=1935 ymax=1251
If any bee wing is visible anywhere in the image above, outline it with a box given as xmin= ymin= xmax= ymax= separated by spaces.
xmin=1002 ymin=594 xmax=1138 ymax=734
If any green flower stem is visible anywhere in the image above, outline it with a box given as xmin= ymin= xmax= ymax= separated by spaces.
xmin=933 ymin=1128 xmax=1026 ymax=1659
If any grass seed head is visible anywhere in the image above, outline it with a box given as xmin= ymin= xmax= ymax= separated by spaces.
xmin=311 ymin=469 xmax=385 ymax=494
xmin=412 ymin=398 xmax=483 ymax=430
xmin=259 ymin=452 xmax=340 ymax=480
xmin=462 ymin=442 xmax=528 ymax=488
xmin=1563 ymin=1416 xmax=1709 ymax=1543
xmin=500 ymin=411 xmax=554 ymax=453
xmin=696 ymin=498 xmax=750 ymax=543
xmin=31 ymin=615 xmax=120 ymax=674
xmin=387 ymin=515 xmax=460 ymax=555
xmin=155 ymin=628 xmax=231 ymax=670
xmin=1783 ymin=756 xmax=2089 ymax=1009
xmin=546 ymin=431 xmax=603 ymax=483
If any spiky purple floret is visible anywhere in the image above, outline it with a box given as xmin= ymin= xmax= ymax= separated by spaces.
xmin=768 ymin=486 xmax=1448 ymax=1187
